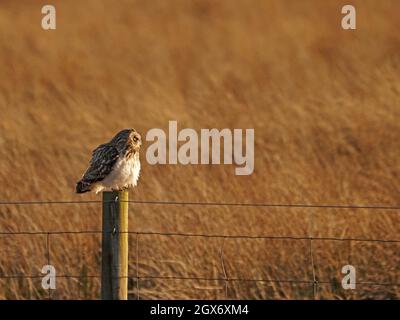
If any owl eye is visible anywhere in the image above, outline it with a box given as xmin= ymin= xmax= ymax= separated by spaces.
xmin=133 ymin=136 xmax=138 ymax=142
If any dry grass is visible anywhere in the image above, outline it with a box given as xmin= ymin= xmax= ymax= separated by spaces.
xmin=0 ymin=0 xmax=399 ymax=299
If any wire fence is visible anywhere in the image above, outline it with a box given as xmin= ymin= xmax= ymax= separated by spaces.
xmin=0 ymin=199 xmax=399 ymax=299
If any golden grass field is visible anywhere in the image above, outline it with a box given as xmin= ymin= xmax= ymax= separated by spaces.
xmin=0 ymin=0 xmax=399 ymax=299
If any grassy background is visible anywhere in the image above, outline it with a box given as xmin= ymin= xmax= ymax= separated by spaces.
xmin=0 ymin=0 xmax=399 ymax=299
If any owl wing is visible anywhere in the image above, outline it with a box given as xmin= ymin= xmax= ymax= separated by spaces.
xmin=81 ymin=143 xmax=120 ymax=184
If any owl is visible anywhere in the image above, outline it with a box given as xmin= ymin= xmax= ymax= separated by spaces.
xmin=76 ymin=129 xmax=142 ymax=194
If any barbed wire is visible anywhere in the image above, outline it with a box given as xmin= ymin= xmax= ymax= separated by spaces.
xmin=0 ymin=200 xmax=399 ymax=299
xmin=0 ymin=199 xmax=399 ymax=211
xmin=0 ymin=230 xmax=399 ymax=243
xmin=1 ymin=230 xmax=399 ymax=293
xmin=1 ymin=274 xmax=399 ymax=287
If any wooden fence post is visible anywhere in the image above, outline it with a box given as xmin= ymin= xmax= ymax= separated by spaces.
xmin=101 ymin=191 xmax=129 ymax=300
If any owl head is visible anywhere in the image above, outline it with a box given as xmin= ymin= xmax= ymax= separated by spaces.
xmin=110 ymin=128 xmax=142 ymax=154
xmin=129 ymin=129 xmax=142 ymax=151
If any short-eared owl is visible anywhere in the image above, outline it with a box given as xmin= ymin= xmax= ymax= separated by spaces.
xmin=76 ymin=129 xmax=141 ymax=194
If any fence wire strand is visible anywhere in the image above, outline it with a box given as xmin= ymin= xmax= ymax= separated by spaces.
xmin=1 ymin=230 xmax=399 ymax=244
xmin=0 ymin=199 xmax=399 ymax=297
xmin=0 ymin=199 xmax=400 ymax=211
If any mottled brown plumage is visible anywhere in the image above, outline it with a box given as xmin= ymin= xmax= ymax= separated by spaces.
xmin=76 ymin=129 xmax=141 ymax=193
